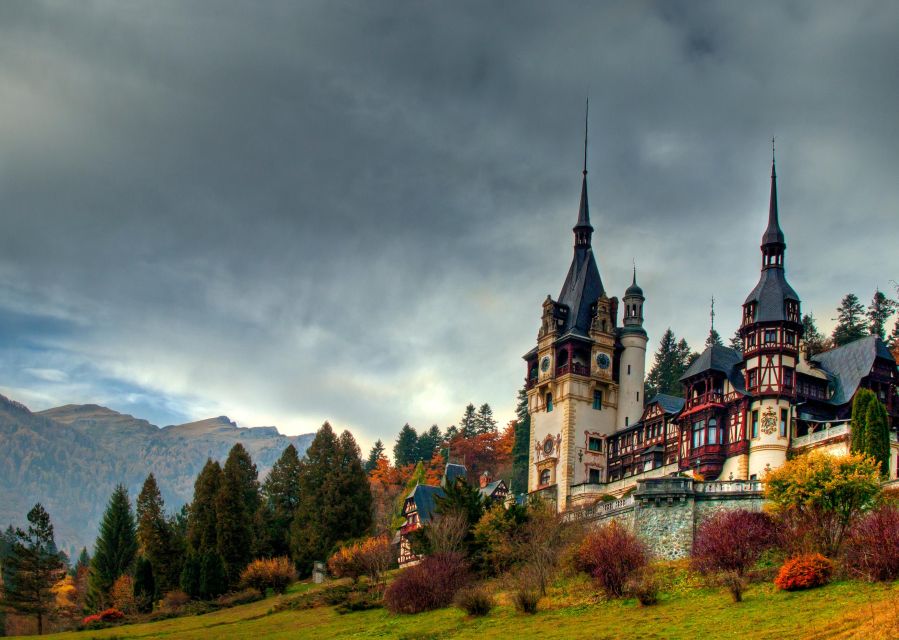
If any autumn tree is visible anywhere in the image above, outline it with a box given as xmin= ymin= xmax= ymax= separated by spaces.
xmin=136 ymin=473 xmax=179 ymax=592
xmin=216 ymin=443 xmax=259 ymax=585
xmin=89 ymin=485 xmax=137 ymax=608
xmin=866 ymin=289 xmax=897 ymax=339
xmin=832 ymin=293 xmax=867 ymax=346
xmin=765 ymin=451 xmax=881 ymax=556
xmin=0 ymin=504 xmax=65 ymax=635
xmin=393 ymin=424 xmax=419 ymax=466
xmin=511 ymin=388 xmax=531 ymax=495
xmin=801 ymin=313 xmax=827 ymax=359
xmin=258 ymin=444 xmax=302 ymax=557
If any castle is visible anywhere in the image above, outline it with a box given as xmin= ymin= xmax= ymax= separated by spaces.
xmin=524 ymin=142 xmax=899 ymax=513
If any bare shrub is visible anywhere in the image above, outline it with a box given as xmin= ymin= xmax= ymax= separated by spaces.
xmin=454 ymin=584 xmax=494 ymax=617
xmin=514 ymin=589 xmax=539 ymax=614
xmin=625 ymin=568 xmax=660 ymax=606
xmin=574 ymin=521 xmax=648 ymax=598
xmin=383 ymin=552 xmax=470 ymax=614
xmin=425 ymin=512 xmax=468 ymax=555
xmin=159 ymin=589 xmax=191 ymax=612
xmin=843 ymin=504 xmax=899 ymax=581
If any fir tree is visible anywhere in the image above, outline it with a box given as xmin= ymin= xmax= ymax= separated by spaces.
xmin=364 ymin=439 xmax=386 ymax=472
xmin=729 ymin=330 xmax=743 ymax=354
xmin=459 ymin=404 xmax=478 ymax=438
xmin=863 ymin=397 xmax=891 ymax=477
xmin=850 ymin=389 xmax=875 ymax=455
xmin=199 ymin=551 xmax=226 ymax=599
xmin=259 ymin=444 xmax=302 ymax=558
xmin=74 ymin=547 xmax=90 ymax=575
xmin=705 ymin=328 xmax=723 ymax=349
xmin=89 ymin=485 xmax=137 ymax=608
xmin=132 ymin=556 xmax=156 ymax=612
xmin=0 ymin=504 xmax=64 ymax=635
xmin=136 ymin=473 xmax=179 ymax=592
xmin=832 ymin=293 xmax=867 ymax=346
xmin=801 ymin=313 xmax=827 ymax=359
xmin=645 ymin=329 xmax=694 ymax=398
xmin=511 ymin=387 xmax=531 ymax=495
xmin=433 ymin=477 xmax=484 ymax=557
xmin=866 ymin=289 xmax=897 ymax=339
xmin=290 ymin=423 xmax=373 ymax=576
xmin=216 ymin=444 xmax=259 ymax=584
xmin=475 ymin=404 xmax=497 ymax=434
xmin=187 ymin=459 xmax=222 ymax=555
xmin=416 ymin=425 xmax=442 ymax=462
xmin=393 ymin=424 xmax=419 ymax=466
xmin=179 ymin=553 xmax=201 ymax=597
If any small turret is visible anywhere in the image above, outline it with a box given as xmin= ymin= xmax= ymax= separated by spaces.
xmin=622 ymin=266 xmax=645 ymax=331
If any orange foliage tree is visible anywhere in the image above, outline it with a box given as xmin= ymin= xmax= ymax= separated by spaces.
xmin=445 ymin=424 xmax=514 ymax=481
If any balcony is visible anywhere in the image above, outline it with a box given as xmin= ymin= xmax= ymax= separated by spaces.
xmin=684 ymin=392 xmax=724 ymax=412
xmin=555 ymin=362 xmax=591 ymax=377
xmin=791 ymin=423 xmax=849 ymax=448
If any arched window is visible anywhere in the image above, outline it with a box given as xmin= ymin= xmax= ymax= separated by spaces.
xmin=539 ymin=469 xmax=551 ymax=486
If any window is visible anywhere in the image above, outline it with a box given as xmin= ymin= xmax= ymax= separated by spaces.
xmin=751 ymin=410 xmax=759 ymax=438
xmin=627 ymin=364 xmax=632 ymax=375
xmin=786 ymin=331 xmax=795 ymax=345
xmin=588 ymin=436 xmax=602 ymax=452
xmin=783 ymin=367 xmax=794 ymax=388
xmin=539 ymin=469 xmax=551 ymax=486
xmin=748 ymin=333 xmax=757 ymax=347
xmin=625 ymin=416 xmax=629 ymax=427
xmin=593 ymin=390 xmax=602 ymax=410
xmin=765 ymin=329 xmax=777 ymax=344
xmin=708 ymin=418 xmax=718 ymax=444
xmin=780 ymin=408 xmax=788 ymax=437
xmin=748 ymin=369 xmax=758 ymax=389
xmin=588 ymin=468 xmax=601 ymax=484
xmin=546 ymin=393 xmax=553 ymax=412
xmin=692 ymin=419 xmax=705 ymax=448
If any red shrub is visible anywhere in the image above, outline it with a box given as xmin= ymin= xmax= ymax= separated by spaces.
xmin=692 ymin=510 xmax=778 ymax=576
xmin=82 ymin=608 xmax=125 ymax=625
xmin=383 ymin=552 xmax=470 ymax=614
xmin=843 ymin=504 xmax=899 ymax=581
xmin=574 ymin=521 xmax=648 ymax=598
xmin=774 ymin=554 xmax=833 ymax=591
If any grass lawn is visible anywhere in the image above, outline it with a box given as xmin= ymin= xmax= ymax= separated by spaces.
xmin=25 ymin=575 xmax=899 ymax=640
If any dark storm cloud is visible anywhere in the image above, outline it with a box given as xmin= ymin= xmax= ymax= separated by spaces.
xmin=1 ymin=1 xmax=897 ymax=445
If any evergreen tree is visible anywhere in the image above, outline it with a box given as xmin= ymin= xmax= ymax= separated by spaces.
xmin=187 ymin=459 xmax=222 ymax=555
xmin=729 ymin=329 xmax=743 ymax=354
xmin=832 ymin=293 xmax=867 ymax=346
xmin=136 ymin=473 xmax=179 ymax=592
xmin=801 ymin=313 xmax=827 ymax=360
xmin=850 ymin=389 xmax=875 ymax=455
xmin=416 ymin=425 xmax=442 ymax=462
xmin=705 ymin=328 xmax=723 ymax=349
xmin=290 ymin=423 xmax=373 ymax=576
xmin=888 ymin=318 xmax=899 ymax=349
xmin=645 ymin=329 xmax=694 ymax=398
xmin=459 ymin=404 xmax=478 ymax=438
xmin=0 ymin=504 xmax=64 ymax=635
xmin=89 ymin=485 xmax=137 ymax=608
xmin=864 ymin=398 xmax=891 ymax=477
xmin=199 ymin=551 xmax=226 ymax=599
xmin=511 ymin=387 xmax=531 ymax=495
xmin=433 ymin=477 xmax=484 ymax=557
xmin=132 ymin=556 xmax=156 ymax=613
xmin=74 ymin=547 xmax=90 ymax=575
xmin=179 ymin=553 xmax=201 ymax=597
xmin=216 ymin=444 xmax=259 ymax=585
xmin=364 ymin=439 xmax=386 ymax=472
xmin=867 ymin=289 xmax=897 ymax=339
xmin=475 ymin=404 xmax=497 ymax=434
xmin=259 ymin=444 xmax=302 ymax=558
xmin=393 ymin=424 xmax=419 ymax=466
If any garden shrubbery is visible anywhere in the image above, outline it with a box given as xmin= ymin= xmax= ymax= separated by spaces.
xmin=454 ymin=585 xmax=495 ymax=616
xmin=384 ymin=552 xmax=471 ymax=614
xmin=327 ymin=536 xmax=393 ymax=586
xmin=513 ymin=588 xmax=539 ymax=614
xmin=239 ymin=556 xmax=297 ymax=594
xmin=774 ymin=554 xmax=833 ymax=591
xmin=82 ymin=608 xmax=125 ymax=627
xmin=574 ymin=521 xmax=648 ymax=598
xmin=842 ymin=504 xmax=899 ymax=581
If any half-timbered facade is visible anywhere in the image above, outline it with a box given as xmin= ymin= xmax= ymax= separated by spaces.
xmin=525 ymin=149 xmax=899 ymax=512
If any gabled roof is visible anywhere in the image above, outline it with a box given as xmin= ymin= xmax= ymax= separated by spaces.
xmin=442 ymin=463 xmax=468 ymax=487
xmin=648 ymin=393 xmax=685 ymax=414
xmin=811 ymin=335 xmax=897 ymax=405
xmin=404 ymin=483 xmax=444 ymax=523
xmin=479 ymin=479 xmax=506 ymax=499
xmin=680 ymin=344 xmax=742 ymax=381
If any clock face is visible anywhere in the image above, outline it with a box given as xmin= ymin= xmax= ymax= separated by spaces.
xmin=540 ymin=356 xmax=551 ymax=372
xmin=542 ymin=438 xmax=554 ymax=455
xmin=596 ymin=353 xmax=611 ymax=369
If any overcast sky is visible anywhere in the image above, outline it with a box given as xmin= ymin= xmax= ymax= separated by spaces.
xmin=1 ymin=1 xmax=897 ymax=451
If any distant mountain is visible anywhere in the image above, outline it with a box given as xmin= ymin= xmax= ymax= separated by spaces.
xmin=0 ymin=394 xmax=314 ymax=556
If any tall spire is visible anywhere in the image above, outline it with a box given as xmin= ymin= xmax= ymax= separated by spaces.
xmin=573 ymin=98 xmax=593 ymax=248
xmin=762 ymin=137 xmax=785 ymax=248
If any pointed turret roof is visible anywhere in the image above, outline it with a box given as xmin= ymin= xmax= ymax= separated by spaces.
xmin=625 ymin=265 xmax=643 ymax=297
xmin=762 ymin=150 xmax=785 ymax=247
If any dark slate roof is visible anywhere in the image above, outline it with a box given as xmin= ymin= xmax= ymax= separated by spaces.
xmin=558 ymin=248 xmax=604 ymax=335
xmin=442 ymin=463 xmax=468 ymax=487
xmin=743 ymin=267 xmax=800 ymax=322
xmin=680 ymin=344 xmax=743 ymax=381
xmin=762 ymin=160 xmax=785 ymax=246
xmin=479 ymin=479 xmax=505 ymax=498
xmin=405 ymin=484 xmax=444 ymax=523
xmin=812 ymin=335 xmax=897 ymax=405
xmin=649 ymin=393 xmax=685 ymax=414
xmin=625 ymin=267 xmax=643 ymax=297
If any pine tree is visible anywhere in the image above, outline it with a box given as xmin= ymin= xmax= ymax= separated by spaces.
xmin=645 ymin=329 xmax=694 ymax=398
xmin=460 ymin=404 xmax=478 ymax=438
xmin=832 ymin=293 xmax=867 ymax=346
xmin=511 ymin=387 xmax=531 ymax=495
xmin=801 ymin=313 xmax=827 ymax=360
xmin=259 ymin=444 xmax=302 ymax=558
xmin=89 ymin=485 xmax=137 ymax=608
xmin=393 ymin=424 xmax=419 ymax=466
xmin=0 ymin=504 xmax=64 ymax=635
xmin=416 ymin=425 xmax=442 ymax=461
xmin=729 ymin=329 xmax=743 ymax=354
xmin=850 ymin=389 xmax=875 ymax=454
xmin=867 ymin=289 xmax=898 ymax=339
xmin=864 ymin=398 xmax=891 ymax=477
xmin=132 ymin=556 xmax=156 ymax=613
xmin=199 ymin=551 xmax=226 ymax=599
xmin=290 ymin=423 xmax=373 ymax=576
xmin=475 ymin=404 xmax=497 ymax=434
xmin=74 ymin=547 xmax=90 ymax=575
xmin=136 ymin=473 xmax=179 ymax=592
xmin=216 ymin=444 xmax=259 ymax=585
xmin=705 ymin=329 xmax=723 ymax=348
xmin=187 ymin=459 xmax=222 ymax=555
xmin=364 ymin=439 xmax=386 ymax=472
xmin=179 ymin=553 xmax=201 ymax=597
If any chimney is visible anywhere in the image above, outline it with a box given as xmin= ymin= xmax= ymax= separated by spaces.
xmin=480 ymin=471 xmax=492 ymax=488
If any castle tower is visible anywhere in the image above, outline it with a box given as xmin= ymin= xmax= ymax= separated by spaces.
xmin=618 ymin=268 xmax=648 ymax=428
xmin=739 ymin=148 xmax=802 ymax=479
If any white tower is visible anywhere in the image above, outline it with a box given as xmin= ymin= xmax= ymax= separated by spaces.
xmin=618 ymin=268 xmax=647 ymax=428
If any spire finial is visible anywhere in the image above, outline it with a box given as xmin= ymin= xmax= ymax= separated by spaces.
xmin=583 ymin=97 xmax=589 ymax=176
xmin=632 ymin=259 xmax=637 ymax=286
xmin=771 ymin=136 xmax=776 ymax=178
xmin=710 ymin=295 xmax=716 ymax=334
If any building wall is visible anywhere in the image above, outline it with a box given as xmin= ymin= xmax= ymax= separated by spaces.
xmin=618 ymin=333 xmax=647 ymax=429
xmin=748 ymin=397 xmax=791 ymax=478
